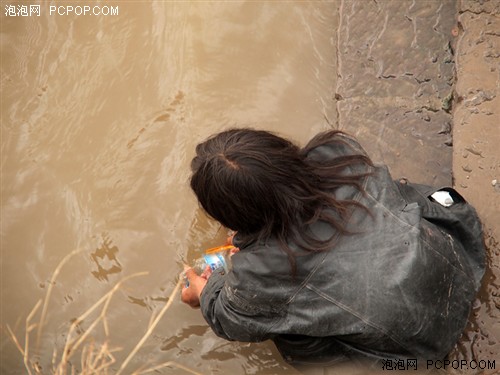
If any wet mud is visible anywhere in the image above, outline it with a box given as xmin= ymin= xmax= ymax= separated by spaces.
xmin=1 ymin=1 xmax=498 ymax=374
xmin=446 ymin=1 xmax=500 ymax=373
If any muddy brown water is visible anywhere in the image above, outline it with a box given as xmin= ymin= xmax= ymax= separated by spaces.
xmin=0 ymin=1 xmax=498 ymax=374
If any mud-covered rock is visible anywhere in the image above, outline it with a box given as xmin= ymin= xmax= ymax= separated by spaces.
xmin=336 ymin=0 xmax=457 ymax=186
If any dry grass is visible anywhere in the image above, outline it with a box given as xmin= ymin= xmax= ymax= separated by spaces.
xmin=7 ymin=250 xmax=201 ymax=375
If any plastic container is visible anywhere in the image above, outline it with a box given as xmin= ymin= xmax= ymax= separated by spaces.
xmin=194 ymin=253 xmax=228 ymax=274
xmin=185 ymin=247 xmax=231 ymax=287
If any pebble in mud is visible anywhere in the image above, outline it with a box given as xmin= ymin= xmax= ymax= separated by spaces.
xmin=492 ymin=179 xmax=500 ymax=192
xmin=462 ymin=165 xmax=473 ymax=172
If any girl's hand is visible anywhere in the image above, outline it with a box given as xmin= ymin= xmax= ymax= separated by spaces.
xmin=226 ymin=233 xmax=235 ymax=245
xmin=181 ymin=266 xmax=210 ymax=308
xmin=229 ymin=247 xmax=240 ymax=257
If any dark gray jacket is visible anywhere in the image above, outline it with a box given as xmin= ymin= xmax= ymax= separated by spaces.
xmin=200 ymin=134 xmax=485 ymax=365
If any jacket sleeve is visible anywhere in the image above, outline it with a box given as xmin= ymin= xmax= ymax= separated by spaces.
xmin=199 ymin=267 xmax=282 ymax=342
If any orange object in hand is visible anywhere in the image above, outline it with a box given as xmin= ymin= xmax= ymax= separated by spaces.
xmin=204 ymin=244 xmax=235 ymax=254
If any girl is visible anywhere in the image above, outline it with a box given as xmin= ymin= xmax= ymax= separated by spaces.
xmin=181 ymin=128 xmax=485 ymax=368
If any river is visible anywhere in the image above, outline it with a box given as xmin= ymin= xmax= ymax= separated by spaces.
xmin=1 ymin=1 xmax=336 ymax=373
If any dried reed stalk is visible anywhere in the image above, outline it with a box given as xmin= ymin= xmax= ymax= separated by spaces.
xmin=134 ymin=361 xmax=203 ymax=375
xmin=25 ymin=299 xmax=43 ymax=374
xmin=7 ymin=298 xmax=43 ymax=375
xmin=8 ymin=249 xmax=201 ymax=375
xmin=36 ymin=247 xmax=85 ymax=350
xmin=79 ymin=341 xmax=117 ymax=374
xmin=117 ymin=275 xmax=184 ymax=375
xmin=56 ymin=272 xmax=148 ymax=374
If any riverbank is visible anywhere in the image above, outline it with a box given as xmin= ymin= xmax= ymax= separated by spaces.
xmin=449 ymin=0 xmax=500 ymax=367
xmin=336 ymin=0 xmax=499 ymax=369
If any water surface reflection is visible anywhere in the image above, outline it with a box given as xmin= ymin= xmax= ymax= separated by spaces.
xmin=1 ymin=1 xmax=336 ymax=373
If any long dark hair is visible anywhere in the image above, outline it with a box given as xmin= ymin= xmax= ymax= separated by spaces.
xmin=190 ymin=128 xmax=373 ymax=273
